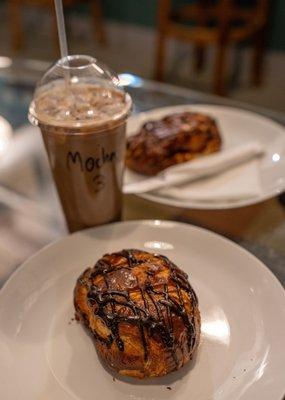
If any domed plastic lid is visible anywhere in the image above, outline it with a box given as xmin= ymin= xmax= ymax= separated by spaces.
xmin=29 ymin=55 xmax=132 ymax=129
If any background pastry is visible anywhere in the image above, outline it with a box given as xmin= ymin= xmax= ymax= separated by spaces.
xmin=74 ymin=249 xmax=200 ymax=378
xmin=126 ymin=112 xmax=222 ymax=175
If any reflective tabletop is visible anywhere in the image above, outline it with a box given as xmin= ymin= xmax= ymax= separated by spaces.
xmin=0 ymin=59 xmax=284 ymax=287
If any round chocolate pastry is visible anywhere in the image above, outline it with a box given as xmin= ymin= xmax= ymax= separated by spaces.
xmin=126 ymin=112 xmax=222 ymax=175
xmin=74 ymin=249 xmax=201 ymax=378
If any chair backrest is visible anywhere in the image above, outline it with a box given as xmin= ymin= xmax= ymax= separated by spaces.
xmin=157 ymin=0 xmax=270 ymax=34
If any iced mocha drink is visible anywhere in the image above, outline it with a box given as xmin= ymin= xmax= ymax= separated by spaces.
xmin=29 ymin=56 xmax=131 ymax=232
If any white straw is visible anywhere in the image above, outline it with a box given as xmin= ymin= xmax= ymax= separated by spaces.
xmin=54 ymin=0 xmax=68 ymax=59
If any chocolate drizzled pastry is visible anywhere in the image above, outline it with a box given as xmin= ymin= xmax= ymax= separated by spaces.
xmin=74 ymin=249 xmax=201 ymax=378
xmin=126 ymin=112 xmax=222 ymax=175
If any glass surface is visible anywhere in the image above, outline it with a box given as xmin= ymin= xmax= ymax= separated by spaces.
xmin=0 ymin=58 xmax=284 ymax=287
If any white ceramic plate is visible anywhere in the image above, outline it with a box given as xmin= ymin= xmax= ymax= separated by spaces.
xmin=1 ymin=220 xmax=284 ymax=400
xmin=0 ymin=115 xmax=12 ymax=157
xmin=125 ymin=105 xmax=285 ymax=209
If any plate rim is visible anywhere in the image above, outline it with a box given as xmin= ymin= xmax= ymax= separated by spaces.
xmin=126 ymin=104 xmax=285 ymax=210
xmin=1 ymin=219 xmax=284 ymax=298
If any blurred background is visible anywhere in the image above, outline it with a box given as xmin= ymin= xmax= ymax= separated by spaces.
xmin=0 ymin=0 xmax=284 ymax=111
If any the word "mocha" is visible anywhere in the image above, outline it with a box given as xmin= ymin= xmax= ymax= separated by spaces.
xmin=66 ymin=147 xmax=116 ymax=172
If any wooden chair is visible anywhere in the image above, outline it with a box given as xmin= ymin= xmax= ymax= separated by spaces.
xmin=7 ymin=0 xmax=106 ymax=55
xmin=155 ymin=0 xmax=270 ymax=95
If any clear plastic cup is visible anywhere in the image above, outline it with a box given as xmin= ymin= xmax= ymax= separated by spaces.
xmin=29 ymin=55 xmax=132 ymax=232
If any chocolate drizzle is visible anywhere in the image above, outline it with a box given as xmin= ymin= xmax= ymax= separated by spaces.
xmin=79 ymin=249 xmax=198 ymax=369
